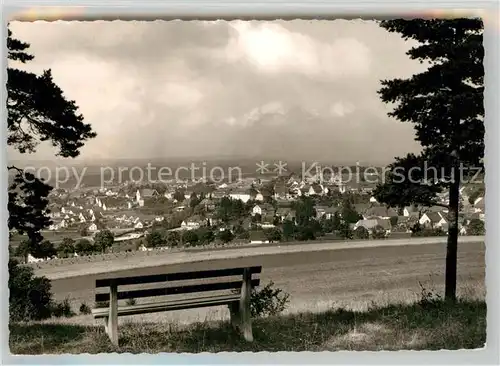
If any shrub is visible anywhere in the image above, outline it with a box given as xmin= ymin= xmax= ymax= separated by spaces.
xmin=9 ymin=259 xmax=53 ymax=322
xmin=79 ymin=302 xmax=91 ymax=315
xmin=51 ymin=298 xmax=75 ymax=318
xmin=125 ymin=298 xmax=137 ymax=306
xmin=94 ymin=301 xmax=110 ymax=309
xmin=371 ymin=225 xmax=387 ymax=239
xmin=354 ymin=226 xmax=369 ymax=239
xmin=250 ymin=281 xmax=290 ymax=318
xmin=417 ymin=281 xmax=443 ymax=309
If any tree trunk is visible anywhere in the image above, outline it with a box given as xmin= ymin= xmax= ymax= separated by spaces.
xmin=445 ymin=177 xmax=460 ymax=301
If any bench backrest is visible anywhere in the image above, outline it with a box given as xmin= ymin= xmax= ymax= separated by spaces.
xmin=95 ymin=266 xmax=262 ymax=303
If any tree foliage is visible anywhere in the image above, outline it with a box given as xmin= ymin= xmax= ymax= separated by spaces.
xmin=198 ymin=228 xmax=216 ymax=245
xmin=9 ymin=259 xmax=53 ymax=321
xmin=166 ymin=231 xmax=181 ymax=247
xmin=145 ymin=230 xmax=166 ymax=248
xmin=265 ymin=228 xmax=282 ymax=242
xmin=371 ymin=225 xmax=387 ymax=239
xmin=57 ymin=237 xmax=76 ymax=258
xmin=93 ymin=230 xmax=114 ymax=253
xmin=293 ymin=197 xmax=316 ymax=226
xmin=341 ymin=202 xmax=362 ymax=224
xmin=354 ymin=226 xmax=369 ymax=240
xmin=218 ymin=229 xmax=234 ymax=244
xmin=182 ymin=230 xmax=199 ymax=246
xmin=7 ymin=28 xmax=96 ymax=246
xmin=216 ymin=197 xmax=246 ymax=223
xmin=75 ymin=239 xmax=95 ymax=255
xmin=374 ymin=19 xmax=484 ymax=301
xmin=467 ymin=218 xmax=485 ymax=235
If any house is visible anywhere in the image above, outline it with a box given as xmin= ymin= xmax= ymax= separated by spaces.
xmin=181 ymin=216 xmax=204 ymax=230
xmin=27 ymin=253 xmax=46 ymax=263
xmin=403 ymin=205 xmax=420 ymax=217
xmin=474 ymin=197 xmax=485 ymax=213
xmin=136 ymin=188 xmax=159 ymax=207
xmin=276 ymin=207 xmax=293 ymax=221
xmin=419 ymin=212 xmax=448 ymax=229
xmin=354 ymin=218 xmax=392 ymax=235
xmin=249 ymin=231 xmax=270 ymax=244
xmin=274 ymin=184 xmax=290 ymax=199
xmin=88 ymin=223 xmax=98 ymax=232
xmin=308 ymin=184 xmax=327 ymax=196
xmin=353 ymin=203 xmax=370 ymax=216
xmin=48 ymin=219 xmax=68 ymax=231
xmin=134 ymin=221 xmax=144 ymax=229
xmin=260 ymin=214 xmax=276 ymax=228
xmin=369 ymin=196 xmax=378 ymax=203
xmin=199 ymin=198 xmax=216 ymax=211
xmin=459 ymin=226 xmax=467 ymax=235
xmin=205 ymin=213 xmax=221 ymax=226
xmin=315 ymin=206 xmax=338 ymax=220
xmin=252 ymin=203 xmax=274 ymax=216
xmin=229 ymin=190 xmax=251 ymax=203
xmin=363 ymin=206 xmax=398 ymax=220
xmin=164 ymin=190 xmax=176 ymax=199
xmin=97 ymin=197 xmax=128 ymax=211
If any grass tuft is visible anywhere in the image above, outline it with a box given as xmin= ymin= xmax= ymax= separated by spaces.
xmin=10 ymin=299 xmax=485 ymax=354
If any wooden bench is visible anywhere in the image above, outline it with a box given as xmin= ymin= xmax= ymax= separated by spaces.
xmin=92 ymin=266 xmax=262 ymax=346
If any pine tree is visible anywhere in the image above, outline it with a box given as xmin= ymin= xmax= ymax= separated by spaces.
xmin=374 ymin=19 xmax=484 ymax=301
xmin=7 ymin=28 xmax=96 ymax=246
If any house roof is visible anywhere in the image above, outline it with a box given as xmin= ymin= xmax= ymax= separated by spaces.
xmin=324 ymin=207 xmax=338 ymax=214
xmin=310 ymin=184 xmax=323 ymax=193
xmin=356 ymin=218 xmax=391 ymax=230
xmin=262 ymin=214 xmax=275 ymax=223
xmin=424 ymin=212 xmax=446 ymax=223
xmin=255 ymin=203 xmax=274 ymax=211
xmin=364 ymin=206 xmax=397 ymax=218
xmin=353 ymin=203 xmax=370 ymax=214
xmin=139 ymin=189 xmax=158 ymax=197
xmin=376 ymin=219 xmax=392 ymax=230
xmin=397 ymin=216 xmax=410 ymax=225
xmin=356 ymin=219 xmax=379 ymax=230
xmin=474 ymin=197 xmax=485 ymax=208
xmin=404 ymin=205 xmax=419 ymax=213
xmin=276 ymin=207 xmax=292 ymax=215
xmin=273 ymin=184 xmax=287 ymax=193
xmin=315 ymin=205 xmax=329 ymax=211
xmin=425 ymin=205 xmax=445 ymax=213
xmin=186 ymin=215 xmax=204 ymax=223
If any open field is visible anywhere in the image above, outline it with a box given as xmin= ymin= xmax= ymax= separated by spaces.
xmin=34 ymin=236 xmax=484 ymax=280
xmin=42 ymin=238 xmax=485 ymax=327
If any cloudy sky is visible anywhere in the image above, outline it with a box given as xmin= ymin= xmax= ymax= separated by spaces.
xmin=9 ymin=20 xmax=425 ymax=165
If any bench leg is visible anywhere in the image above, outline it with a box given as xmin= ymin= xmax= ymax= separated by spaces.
xmin=240 ymin=268 xmax=253 ymax=342
xmin=107 ymin=281 xmax=119 ymax=346
xmin=228 ymin=302 xmax=240 ymax=331
xmin=104 ymin=316 xmax=109 ymax=335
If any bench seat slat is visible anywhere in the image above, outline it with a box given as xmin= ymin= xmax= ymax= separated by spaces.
xmin=95 ymin=266 xmax=262 ymax=288
xmin=92 ymin=293 xmax=241 ymax=318
xmin=95 ymin=278 xmax=260 ymax=302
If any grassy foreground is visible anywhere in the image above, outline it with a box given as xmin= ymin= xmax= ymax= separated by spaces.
xmin=10 ymin=299 xmax=485 ymax=354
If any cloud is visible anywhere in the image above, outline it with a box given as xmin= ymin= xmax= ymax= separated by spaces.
xmin=8 ymin=20 xmax=424 ymax=165
xmin=223 ymin=21 xmax=371 ymax=79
